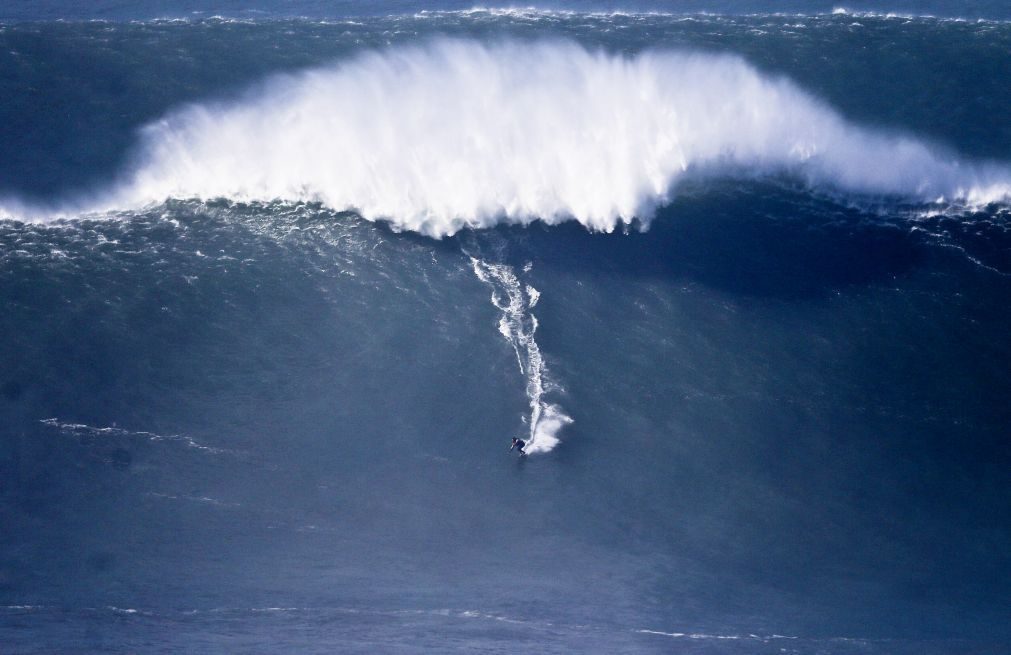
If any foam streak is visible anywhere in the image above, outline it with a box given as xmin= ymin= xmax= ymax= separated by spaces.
xmin=471 ymin=258 xmax=570 ymax=454
xmin=40 ymin=418 xmax=226 ymax=454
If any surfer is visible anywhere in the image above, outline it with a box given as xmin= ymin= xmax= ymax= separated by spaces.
xmin=510 ymin=437 xmax=527 ymax=457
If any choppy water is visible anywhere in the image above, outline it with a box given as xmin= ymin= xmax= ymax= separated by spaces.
xmin=1 ymin=3 xmax=1009 ymax=653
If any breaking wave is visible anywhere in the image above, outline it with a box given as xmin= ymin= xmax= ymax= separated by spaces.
xmin=6 ymin=39 xmax=1011 ymax=234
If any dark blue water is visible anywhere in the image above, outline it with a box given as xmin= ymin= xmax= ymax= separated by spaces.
xmin=1 ymin=4 xmax=1009 ymax=653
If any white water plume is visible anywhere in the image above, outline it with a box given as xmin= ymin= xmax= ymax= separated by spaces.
xmin=7 ymin=39 xmax=1011 ymax=231
xmin=471 ymin=258 xmax=570 ymax=454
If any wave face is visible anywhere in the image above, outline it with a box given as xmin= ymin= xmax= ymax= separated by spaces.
xmin=2 ymin=11 xmax=1011 ymax=655
xmin=91 ymin=40 xmax=1007 ymax=236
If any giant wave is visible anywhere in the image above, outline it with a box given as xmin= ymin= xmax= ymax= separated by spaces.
xmin=6 ymin=39 xmax=1011 ymax=235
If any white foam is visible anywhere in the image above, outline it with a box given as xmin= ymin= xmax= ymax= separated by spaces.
xmin=636 ymin=628 xmax=800 ymax=640
xmin=40 ymin=418 xmax=228 ymax=454
xmin=147 ymin=492 xmax=241 ymax=507
xmin=471 ymin=258 xmax=570 ymax=453
xmin=5 ymin=40 xmax=1010 ymax=232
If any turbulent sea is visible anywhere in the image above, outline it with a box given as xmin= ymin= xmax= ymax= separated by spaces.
xmin=1 ymin=2 xmax=1010 ymax=653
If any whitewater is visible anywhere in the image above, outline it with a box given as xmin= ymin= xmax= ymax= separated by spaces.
xmin=4 ymin=39 xmax=1010 ymax=234
xmin=471 ymin=257 xmax=570 ymax=453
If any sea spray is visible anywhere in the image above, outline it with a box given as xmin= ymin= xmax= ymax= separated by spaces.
xmin=111 ymin=40 xmax=1011 ymax=227
xmin=470 ymin=257 xmax=570 ymax=454
xmin=7 ymin=39 xmax=1009 ymax=230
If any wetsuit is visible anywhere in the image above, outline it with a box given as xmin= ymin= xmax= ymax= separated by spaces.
xmin=512 ymin=439 xmax=526 ymax=454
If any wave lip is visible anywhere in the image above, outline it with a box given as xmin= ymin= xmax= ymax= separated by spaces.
xmin=9 ymin=39 xmax=1011 ymax=233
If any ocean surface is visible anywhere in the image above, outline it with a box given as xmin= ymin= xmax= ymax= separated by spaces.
xmin=1 ymin=2 xmax=1009 ymax=653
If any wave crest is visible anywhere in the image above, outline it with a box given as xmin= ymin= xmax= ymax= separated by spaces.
xmin=13 ymin=40 xmax=1011 ymax=233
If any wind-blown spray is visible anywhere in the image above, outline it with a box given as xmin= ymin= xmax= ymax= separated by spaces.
xmin=6 ymin=39 xmax=1011 ymax=230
